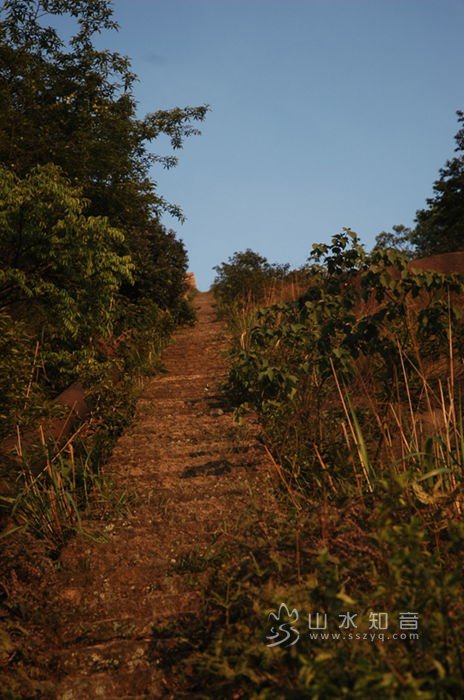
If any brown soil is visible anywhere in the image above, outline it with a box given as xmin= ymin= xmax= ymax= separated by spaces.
xmin=3 ymin=292 xmax=275 ymax=698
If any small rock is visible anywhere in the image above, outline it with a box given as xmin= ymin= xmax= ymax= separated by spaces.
xmin=61 ymin=588 xmax=82 ymax=604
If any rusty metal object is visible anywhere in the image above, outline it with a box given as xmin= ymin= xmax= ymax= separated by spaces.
xmin=0 ymin=382 xmax=89 ymax=475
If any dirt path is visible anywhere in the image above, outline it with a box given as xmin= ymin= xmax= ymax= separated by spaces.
xmin=42 ymin=292 xmax=272 ymax=698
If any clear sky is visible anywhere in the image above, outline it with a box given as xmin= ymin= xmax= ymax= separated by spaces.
xmin=103 ymin=0 xmax=463 ymax=290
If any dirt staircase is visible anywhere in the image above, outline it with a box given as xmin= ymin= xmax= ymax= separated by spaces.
xmin=41 ymin=292 xmax=272 ymax=698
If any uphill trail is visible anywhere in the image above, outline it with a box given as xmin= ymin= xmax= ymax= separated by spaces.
xmin=41 ymin=291 xmax=274 ymax=698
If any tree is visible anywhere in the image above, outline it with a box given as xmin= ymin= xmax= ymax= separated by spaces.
xmin=373 ymin=224 xmax=415 ymax=259
xmin=412 ymin=111 xmax=464 ymax=256
xmin=0 ymin=0 xmax=208 ymax=224
xmin=0 ymin=0 xmax=209 ymax=334
xmin=0 ymin=0 xmax=208 ymax=317
xmin=120 ymin=220 xmax=191 ymax=322
xmin=212 ymin=249 xmax=289 ymax=307
xmin=0 ymin=163 xmax=133 ymax=343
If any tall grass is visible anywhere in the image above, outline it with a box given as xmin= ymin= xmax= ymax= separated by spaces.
xmin=1 ymin=422 xmax=132 ymax=551
xmin=336 ymin=352 xmax=463 ymax=512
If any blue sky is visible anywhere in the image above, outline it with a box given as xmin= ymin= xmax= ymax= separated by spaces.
xmin=104 ymin=0 xmax=463 ymax=289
